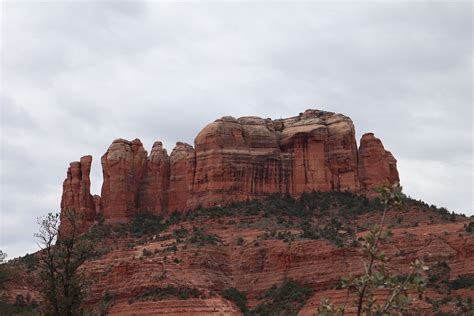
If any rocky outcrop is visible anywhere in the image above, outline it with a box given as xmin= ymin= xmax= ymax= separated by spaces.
xmin=358 ymin=133 xmax=400 ymax=195
xmin=276 ymin=110 xmax=359 ymax=193
xmin=59 ymin=155 xmax=96 ymax=234
xmin=100 ymin=139 xmax=148 ymax=223
xmin=59 ymin=110 xmax=399 ymax=227
xmin=168 ymin=142 xmax=195 ymax=212
xmin=191 ymin=116 xmax=286 ymax=208
xmin=138 ymin=141 xmax=170 ymax=214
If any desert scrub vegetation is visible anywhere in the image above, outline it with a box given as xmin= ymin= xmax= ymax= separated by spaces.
xmin=251 ymin=279 xmax=313 ymax=316
xmin=318 ymin=184 xmax=429 ymax=316
xmin=128 ymin=285 xmax=201 ymax=303
xmin=0 ymin=294 xmax=39 ymax=315
xmin=222 ymin=287 xmax=248 ymax=313
xmin=449 ymin=275 xmax=474 ymax=290
xmin=188 ymin=226 xmax=220 ymax=246
xmin=79 ymin=190 xmax=459 ymax=252
xmin=222 ymin=280 xmax=312 ymax=316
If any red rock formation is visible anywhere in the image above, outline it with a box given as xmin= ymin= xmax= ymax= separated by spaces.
xmin=191 ymin=116 xmax=285 ymax=209
xmin=168 ymin=142 xmax=195 ymax=212
xmin=138 ymin=141 xmax=170 ymax=214
xmin=277 ymin=110 xmax=359 ymax=194
xmin=59 ymin=155 xmax=96 ymax=234
xmin=100 ymin=139 xmax=148 ymax=222
xmin=188 ymin=110 xmax=363 ymax=209
xmin=59 ymin=110 xmax=400 ymax=224
xmin=358 ymin=133 xmax=400 ymax=195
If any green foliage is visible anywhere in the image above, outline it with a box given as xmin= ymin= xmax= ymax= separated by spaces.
xmin=36 ymin=210 xmax=93 ymax=316
xmin=318 ymin=183 xmax=428 ymax=316
xmin=129 ymin=285 xmax=201 ymax=303
xmin=453 ymin=296 xmax=474 ymax=314
xmin=0 ymin=253 xmax=36 ymax=315
xmin=428 ymin=261 xmax=451 ymax=290
xmin=0 ymin=250 xmax=12 ymax=289
xmin=222 ymin=287 xmax=248 ymax=313
xmin=300 ymin=220 xmax=320 ymax=240
xmin=18 ymin=253 xmax=38 ymax=272
xmin=0 ymin=294 xmax=38 ymax=315
xmin=130 ymin=213 xmax=166 ymax=237
xmin=142 ymin=248 xmax=153 ymax=257
xmin=250 ymin=279 xmax=312 ymax=316
xmin=188 ymin=226 xmax=220 ymax=246
xmin=172 ymin=227 xmax=189 ymax=239
xmin=82 ymin=189 xmax=451 ymax=251
xmin=450 ymin=276 xmax=474 ymax=290
xmin=320 ymin=219 xmax=344 ymax=247
xmin=99 ymin=291 xmax=116 ymax=316
xmin=163 ymin=244 xmax=178 ymax=253
xmin=465 ymin=221 xmax=474 ymax=233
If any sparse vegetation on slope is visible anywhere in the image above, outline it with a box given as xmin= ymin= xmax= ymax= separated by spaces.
xmin=5 ymin=190 xmax=470 ymax=315
xmin=129 ymin=285 xmax=201 ymax=303
xmin=251 ymin=279 xmax=313 ymax=316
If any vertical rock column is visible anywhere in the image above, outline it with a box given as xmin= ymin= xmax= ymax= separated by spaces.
xmin=357 ymin=133 xmax=400 ymax=195
xmin=59 ymin=155 xmax=96 ymax=235
xmin=325 ymin=115 xmax=360 ymax=191
xmin=138 ymin=141 xmax=170 ymax=214
xmin=168 ymin=142 xmax=195 ymax=212
xmin=100 ymin=138 xmax=147 ymax=222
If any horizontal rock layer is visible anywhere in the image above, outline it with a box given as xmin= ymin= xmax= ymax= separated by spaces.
xmin=60 ymin=110 xmax=399 ymax=232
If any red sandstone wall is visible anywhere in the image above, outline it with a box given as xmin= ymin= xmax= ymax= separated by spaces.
xmin=59 ymin=110 xmax=399 ymax=231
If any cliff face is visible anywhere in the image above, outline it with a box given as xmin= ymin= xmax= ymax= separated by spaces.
xmin=60 ymin=110 xmax=399 ymax=232
xmin=100 ymin=139 xmax=148 ymax=223
xmin=59 ymin=155 xmax=97 ymax=235
xmin=358 ymin=133 xmax=399 ymax=195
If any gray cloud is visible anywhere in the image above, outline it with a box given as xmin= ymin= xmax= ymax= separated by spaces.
xmin=1 ymin=1 xmax=472 ymax=259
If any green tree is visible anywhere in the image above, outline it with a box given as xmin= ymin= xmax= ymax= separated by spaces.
xmin=318 ymin=184 xmax=427 ymax=315
xmin=35 ymin=209 xmax=92 ymax=316
xmin=0 ymin=250 xmax=9 ymax=289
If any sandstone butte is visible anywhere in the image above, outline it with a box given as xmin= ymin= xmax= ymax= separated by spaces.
xmin=3 ymin=109 xmax=474 ymax=315
xmin=60 ymin=109 xmax=399 ymax=234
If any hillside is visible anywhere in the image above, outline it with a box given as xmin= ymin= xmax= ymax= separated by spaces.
xmin=1 ymin=109 xmax=472 ymax=315
xmin=2 ymin=192 xmax=473 ymax=315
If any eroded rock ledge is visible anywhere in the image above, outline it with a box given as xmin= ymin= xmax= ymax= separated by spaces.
xmin=60 ymin=109 xmax=399 ymax=233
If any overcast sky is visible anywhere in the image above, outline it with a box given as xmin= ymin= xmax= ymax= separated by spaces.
xmin=1 ymin=1 xmax=472 ymax=259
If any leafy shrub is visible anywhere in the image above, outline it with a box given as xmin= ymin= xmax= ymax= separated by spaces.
xmin=428 ymin=261 xmax=451 ymax=289
xmin=173 ymin=227 xmax=189 ymax=239
xmin=142 ymin=248 xmax=153 ymax=257
xmin=130 ymin=214 xmax=166 ymax=237
xmin=188 ymin=226 xmax=220 ymax=246
xmin=130 ymin=285 xmax=201 ymax=303
xmin=18 ymin=253 xmax=38 ymax=272
xmin=222 ymin=287 xmax=248 ymax=313
xmin=300 ymin=220 xmax=319 ymax=240
xmin=450 ymin=276 xmax=474 ymax=290
xmin=0 ymin=294 xmax=38 ymax=315
xmin=163 ymin=244 xmax=178 ymax=253
xmin=465 ymin=222 xmax=474 ymax=233
xmin=99 ymin=291 xmax=116 ymax=315
xmin=250 ymin=279 xmax=312 ymax=316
